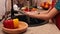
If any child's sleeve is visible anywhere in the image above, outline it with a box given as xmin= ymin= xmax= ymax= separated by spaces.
xmin=55 ymin=0 xmax=60 ymax=11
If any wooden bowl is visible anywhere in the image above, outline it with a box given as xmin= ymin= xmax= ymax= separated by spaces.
xmin=2 ymin=21 xmax=28 ymax=34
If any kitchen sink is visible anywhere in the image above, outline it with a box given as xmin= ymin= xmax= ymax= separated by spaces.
xmin=14 ymin=15 xmax=48 ymax=26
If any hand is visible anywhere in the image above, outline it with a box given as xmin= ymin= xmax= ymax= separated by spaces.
xmin=24 ymin=11 xmax=39 ymax=16
xmin=40 ymin=11 xmax=48 ymax=14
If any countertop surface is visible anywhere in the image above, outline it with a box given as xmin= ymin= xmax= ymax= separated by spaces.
xmin=0 ymin=20 xmax=60 ymax=34
xmin=0 ymin=9 xmax=60 ymax=34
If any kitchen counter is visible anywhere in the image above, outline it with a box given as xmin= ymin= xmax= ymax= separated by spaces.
xmin=0 ymin=20 xmax=60 ymax=34
xmin=0 ymin=9 xmax=60 ymax=34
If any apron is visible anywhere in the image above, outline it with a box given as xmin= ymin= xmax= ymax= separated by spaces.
xmin=54 ymin=0 xmax=60 ymax=30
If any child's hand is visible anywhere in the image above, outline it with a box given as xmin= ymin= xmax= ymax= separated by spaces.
xmin=23 ymin=11 xmax=39 ymax=16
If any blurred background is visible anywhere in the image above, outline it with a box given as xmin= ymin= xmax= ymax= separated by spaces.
xmin=0 ymin=0 xmax=55 ymax=19
xmin=0 ymin=0 xmax=5 ymax=19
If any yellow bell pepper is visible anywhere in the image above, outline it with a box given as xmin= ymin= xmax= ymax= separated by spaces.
xmin=13 ymin=18 xmax=19 ymax=28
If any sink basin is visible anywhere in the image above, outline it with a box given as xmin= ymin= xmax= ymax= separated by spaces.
xmin=14 ymin=15 xmax=48 ymax=26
